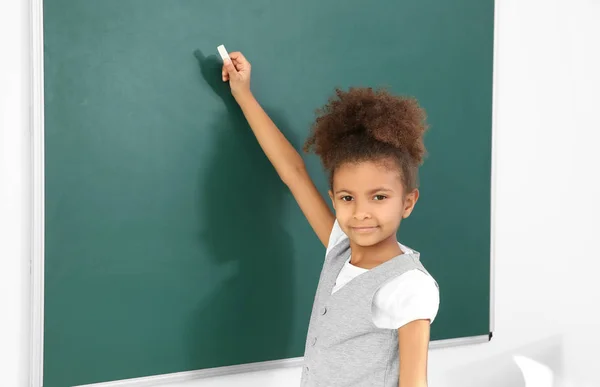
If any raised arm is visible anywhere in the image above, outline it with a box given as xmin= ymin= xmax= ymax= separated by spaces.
xmin=222 ymin=52 xmax=334 ymax=246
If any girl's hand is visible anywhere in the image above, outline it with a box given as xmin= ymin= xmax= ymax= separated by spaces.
xmin=222 ymin=51 xmax=252 ymax=99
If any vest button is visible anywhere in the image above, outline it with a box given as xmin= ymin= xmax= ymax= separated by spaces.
xmin=321 ymin=306 xmax=327 ymax=315
xmin=306 ymin=366 xmax=309 ymax=372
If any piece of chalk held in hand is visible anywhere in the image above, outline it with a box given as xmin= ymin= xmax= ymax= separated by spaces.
xmin=217 ymin=45 xmax=230 ymax=62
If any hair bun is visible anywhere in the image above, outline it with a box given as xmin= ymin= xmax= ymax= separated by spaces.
xmin=307 ymin=87 xmax=428 ymax=165
xmin=304 ymin=87 xmax=429 ymax=190
xmin=360 ymin=88 xmax=428 ymax=164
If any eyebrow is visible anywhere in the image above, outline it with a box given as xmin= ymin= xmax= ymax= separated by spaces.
xmin=335 ymin=187 xmax=394 ymax=195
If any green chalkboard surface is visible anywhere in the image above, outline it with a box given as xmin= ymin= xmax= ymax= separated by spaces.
xmin=43 ymin=0 xmax=494 ymax=386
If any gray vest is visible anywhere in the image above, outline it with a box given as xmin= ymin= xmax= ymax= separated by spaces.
xmin=300 ymin=238 xmax=433 ymax=387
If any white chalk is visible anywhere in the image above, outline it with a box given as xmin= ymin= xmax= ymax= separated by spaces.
xmin=217 ymin=45 xmax=230 ymax=62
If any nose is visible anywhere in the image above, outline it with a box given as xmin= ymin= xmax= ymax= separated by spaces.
xmin=352 ymin=200 xmax=372 ymax=221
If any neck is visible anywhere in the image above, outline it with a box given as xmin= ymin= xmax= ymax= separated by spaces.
xmin=349 ymin=233 xmax=403 ymax=267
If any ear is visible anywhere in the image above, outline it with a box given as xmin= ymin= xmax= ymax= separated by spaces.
xmin=402 ymin=189 xmax=419 ymax=219
xmin=328 ymin=190 xmax=336 ymax=210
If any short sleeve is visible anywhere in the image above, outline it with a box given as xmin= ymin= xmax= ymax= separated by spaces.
xmin=326 ymin=219 xmax=348 ymax=256
xmin=371 ymin=269 xmax=440 ymax=329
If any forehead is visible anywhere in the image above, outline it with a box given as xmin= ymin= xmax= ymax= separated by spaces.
xmin=333 ymin=161 xmax=403 ymax=191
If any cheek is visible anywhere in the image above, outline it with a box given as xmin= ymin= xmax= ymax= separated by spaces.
xmin=377 ymin=201 xmax=404 ymax=224
xmin=334 ymin=204 xmax=357 ymax=233
xmin=334 ymin=204 xmax=352 ymax=222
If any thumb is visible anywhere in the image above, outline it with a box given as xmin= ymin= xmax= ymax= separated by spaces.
xmin=223 ymin=59 xmax=238 ymax=76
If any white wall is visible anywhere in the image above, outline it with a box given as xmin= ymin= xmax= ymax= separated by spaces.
xmin=0 ymin=0 xmax=32 ymax=387
xmin=1 ymin=0 xmax=599 ymax=386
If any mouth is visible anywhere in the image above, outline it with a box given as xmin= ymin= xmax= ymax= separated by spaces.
xmin=351 ymin=226 xmax=379 ymax=234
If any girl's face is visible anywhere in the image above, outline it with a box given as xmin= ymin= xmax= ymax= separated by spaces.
xmin=329 ymin=160 xmax=419 ymax=247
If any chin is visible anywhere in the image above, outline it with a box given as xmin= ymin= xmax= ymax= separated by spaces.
xmin=349 ymin=233 xmax=385 ymax=247
xmin=349 ymin=228 xmax=397 ymax=247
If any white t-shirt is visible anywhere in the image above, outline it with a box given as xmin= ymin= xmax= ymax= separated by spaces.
xmin=327 ymin=220 xmax=439 ymax=329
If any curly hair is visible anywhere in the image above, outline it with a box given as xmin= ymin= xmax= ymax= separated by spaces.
xmin=303 ymin=87 xmax=429 ymax=192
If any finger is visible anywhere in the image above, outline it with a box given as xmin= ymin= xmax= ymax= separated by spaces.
xmin=229 ymin=51 xmax=247 ymax=63
xmin=223 ymin=58 xmax=238 ymax=76
xmin=229 ymin=51 xmax=250 ymax=70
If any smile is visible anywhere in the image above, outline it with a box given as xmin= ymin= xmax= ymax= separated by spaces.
xmin=351 ymin=226 xmax=379 ymax=234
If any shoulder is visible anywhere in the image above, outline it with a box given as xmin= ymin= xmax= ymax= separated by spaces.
xmin=395 ymin=267 xmax=437 ymax=286
xmin=325 ymin=219 xmax=348 ymax=256
xmin=378 ymin=269 xmax=439 ymax=301
xmin=372 ymin=269 xmax=440 ymax=329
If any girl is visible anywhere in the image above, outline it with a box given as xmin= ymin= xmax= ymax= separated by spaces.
xmin=221 ymin=52 xmax=439 ymax=387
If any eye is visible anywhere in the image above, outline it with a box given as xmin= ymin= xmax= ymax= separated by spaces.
xmin=341 ymin=196 xmax=353 ymax=202
xmin=373 ymin=195 xmax=387 ymax=201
